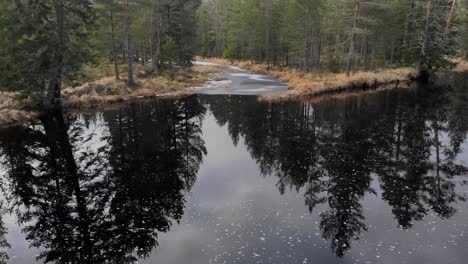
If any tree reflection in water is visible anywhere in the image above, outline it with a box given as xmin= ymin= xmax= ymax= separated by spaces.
xmin=0 ymin=96 xmax=206 ymax=263
xmin=206 ymin=73 xmax=468 ymax=257
xmin=0 ymin=74 xmax=467 ymax=261
xmin=0 ymin=209 xmax=9 ymax=264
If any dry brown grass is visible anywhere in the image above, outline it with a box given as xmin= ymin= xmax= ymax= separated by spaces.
xmin=192 ymin=64 xmax=225 ymax=73
xmin=261 ymin=82 xmax=414 ymax=103
xmin=63 ymin=69 xmax=209 ymax=108
xmin=0 ymin=91 xmax=33 ymax=109
xmin=0 ymin=64 xmax=221 ymax=125
xmin=452 ymin=58 xmax=468 ymax=72
xmin=0 ymin=109 xmax=38 ymax=126
xmin=287 ymin=68 xmax=416 ymax=96
xmin=199 ymin=57 xmax=417 ymax=97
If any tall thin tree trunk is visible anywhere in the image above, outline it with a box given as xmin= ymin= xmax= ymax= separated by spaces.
xmin=402 ymin=0 xmax=416 ymax=50
xmin=420 ymin=0 xmax=432 ymax=74
xmin=335 ymin=31 xmax=340 ymax=59
xmin=155 ymin=16 xmax=162 ymax=72
xmin=150 ymin=16 xmax=155 ymax=68
xmin=364 ymin=38 xmax=369 ymax=67
xmin=390 ymin=39 xmax=395 ymax=64
xmin=110 ymin=5 xmax=120 ymax=81
xmin=347 ymin=1 xmax=360 ymax=77
xmin=444 ymin=0 xmax=458 ymax=39
xmin=124 ymin=0 xmax=134 ymax=86
xmin=142 ymin=44 xmax=146 ymax=66
xmin=316 ymin=32 xmax=322 ymax=67
xmin=266 ymin=8 xmax=271 ymax=71
xmin=122 ymin=45 xmax=127 ymax=64
xmin=46 ymin=0 xmax=65 ymax=110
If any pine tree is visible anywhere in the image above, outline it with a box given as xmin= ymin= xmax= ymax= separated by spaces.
xmin=0 ymin=0 xmax=95 ymax=108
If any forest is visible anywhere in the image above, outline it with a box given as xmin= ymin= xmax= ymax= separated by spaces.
xmin=198 ymin=0 xmax=467 ymax=74
xmin=0 ymin=2 xmax=467 ymax=262
xmin=0 ymin=0 xmax=467 ymax=113
xmin=0 ymin=0 xmax=202 ymax=112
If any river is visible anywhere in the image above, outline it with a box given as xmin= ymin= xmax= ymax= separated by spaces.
xmin=0 ymin=71 xmax=467 ymax=263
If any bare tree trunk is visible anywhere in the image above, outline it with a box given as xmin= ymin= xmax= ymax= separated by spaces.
xmin=444 ymin=0 xmax=458 ymax=39
xmin=390 ymin=39 xmax=395 ymax=64
xmin=402 ymin=0 xmax=416 ymax=49
xmin=364 ymin=38 xmax=369 ymax=67
xmin=420 ymin=0 xmax=432 ymax=74
xmin=110 ymin=5 xmax=120 ymax=81
xmin=122 ymin=44 xmax=126 ymax=64
xmin=143 ymin=44 xmax=146 ymax=66
xmin=46 ymin=0 xmax=65 ymax=110
xmin=335 ymin=30 xmax=341 ymax=60
xmin=124 ymin=0 xmax=134 ymax=86
xmin=346 ymin=1 xmax=360 ymax=77
xmin=150 ymin=16 xmax=155 ymax=69
xmin=151 ymin=3 xmax=161 ymax=74
xmin=316 ymin=32 xmax=322 ymax=67
xmin=155 ymin=16 xmax=162 ymax=72
xmin=266 ymin=27 xmax=270 ymax=70
xmin=359 ymin=36 xmax=365 ymax=66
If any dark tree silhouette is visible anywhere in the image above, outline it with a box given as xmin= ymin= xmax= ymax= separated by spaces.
xmin=0 ymin=96 xmax=207 ymax=263
xmin=206 ymin=76 xmax=468 ymax=257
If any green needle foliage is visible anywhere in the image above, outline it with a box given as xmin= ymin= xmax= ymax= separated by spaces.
xmin=0 ymin=0 xmax=465 ymax=108
xmin=196 ymin=0 xmax=467 ymax=74
xmin=0 ymin=0 xmax=201 ymax=108
xmin=0 ymin=0 xmax=94 ymax=96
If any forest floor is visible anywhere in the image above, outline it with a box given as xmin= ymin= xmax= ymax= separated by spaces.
xmin=0 ymin=63 xmax=224 ymax=126
xmin=198 ymin=57 xmax=420 ymax=100
xmin=61 ymin=63 xmax=221 ymax=108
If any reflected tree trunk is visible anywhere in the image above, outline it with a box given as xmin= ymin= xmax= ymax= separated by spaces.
xmin=41 ymin=110 xmax=94 ymax=263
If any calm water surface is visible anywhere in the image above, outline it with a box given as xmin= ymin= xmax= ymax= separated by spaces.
xmin=0 ymin=74 xmax=467 ymax=264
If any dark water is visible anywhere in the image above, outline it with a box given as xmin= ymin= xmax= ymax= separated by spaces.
xmin=0 ymin=74 xmax=467 ymax=264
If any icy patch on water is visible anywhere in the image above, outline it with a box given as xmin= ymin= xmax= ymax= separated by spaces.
xmin=236 ymin=85 xmax=287 ymax=93
xmin=235 ymin=88 xmax=274 ymax=93
xmin=229 ymin=73 xmax=279 ymax=83
xmin=191 ymin=78 xmax=233 ymax=91
xmin=228 ymin=65 xmax=248 ymax=71
xmin=193 ymin=61 xmax=248 ymax=72
xmin=193 ymin=61 xmax=221 ymax=66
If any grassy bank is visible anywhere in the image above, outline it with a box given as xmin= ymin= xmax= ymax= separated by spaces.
xmin=63 ymin=65 xmax=212 ymax=108
xmin=199 ymin=57 xmax=418 ymax=99
xmin=261 ymin=82 xmax=414 ymax=103
xmin=453 ymin=58 xmax=468 ymax=72
xmin=0 ymin=64 xmax=220 ymax=126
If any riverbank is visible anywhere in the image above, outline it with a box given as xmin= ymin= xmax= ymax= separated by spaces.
xmin=453 ymin=58 xmax=468 ymax=72
xmin=1 ymin=58 xmax=466 ymax=126
xmin=198 ymin=57 xmax=419 ymax=100
xmin=62 ymin=65 xmax=214 ymax=108
xmin=0 ymin=63 xmax=223 ymax=126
